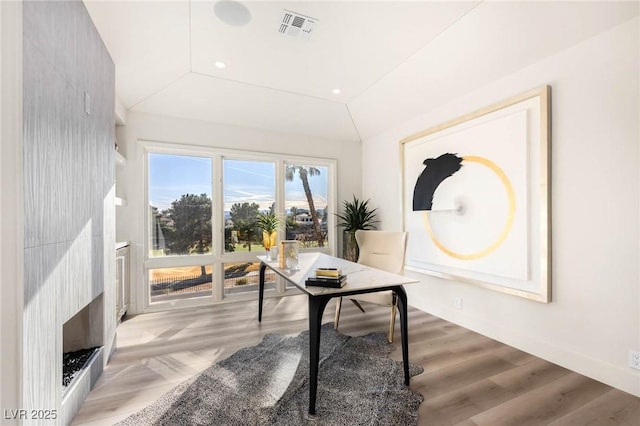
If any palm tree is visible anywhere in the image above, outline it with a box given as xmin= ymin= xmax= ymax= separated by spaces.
xmin=285 ymin=165 xmax=324 ymax=247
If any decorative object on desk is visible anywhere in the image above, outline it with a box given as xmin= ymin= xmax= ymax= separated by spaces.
xmin=279 ymin=240 xmax=299 ymax=270
xmin=335 ymin=196 xmax=378 ymax=262
xmin=401 ymin=86 xmax=551 ymax=302
xmin=257 ymin=212 xmax=281 ymax=260
xmin=114 ymin=324 xmax=424 ymax=426
xmin=305 ymin=274 xmax=347 ymax=288
xmin=269 ymin=246 xmax=278 ymax=261
xmin=285 ymin=244 xmax=299 ymax=271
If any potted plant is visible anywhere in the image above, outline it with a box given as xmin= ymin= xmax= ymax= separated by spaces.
xmin=335 ymin=196 xmax=378 ymax=261
xmin=257 ymin=212 xmax=281 ymax=259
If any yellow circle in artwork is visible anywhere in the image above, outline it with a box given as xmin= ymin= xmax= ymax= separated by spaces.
xmin=422 ymin=155 xmax=515 ymax=260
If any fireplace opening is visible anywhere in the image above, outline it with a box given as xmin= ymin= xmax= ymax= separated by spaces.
xmin=62 ymin=293 xmax=104 ymax=392
xmin=63 ymin=347 xmax=100 ymax=387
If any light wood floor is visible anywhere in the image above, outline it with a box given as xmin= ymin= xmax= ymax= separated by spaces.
xmin=71 ymin=294 xmax=640 ymax=426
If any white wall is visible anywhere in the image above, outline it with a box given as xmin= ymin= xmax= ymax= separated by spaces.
xmin=360 ymin=18 xmax=640 ymax=396
xmin=0 ymin=0 xmax=24 ymax=416
xmin=117 ymin=111 xmax=362 ymax=314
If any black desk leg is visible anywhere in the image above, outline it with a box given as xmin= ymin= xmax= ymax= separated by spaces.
xmin=393 ymin=286 xmax=410 ymax=385
xmin=308 ymin=294 xmax=332 ymax=415
xmin=258 ymin=262 xmax=266 ymax=322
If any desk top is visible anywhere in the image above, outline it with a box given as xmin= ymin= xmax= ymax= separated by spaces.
xmin=257 ymin=252 xmax=418 ymax=297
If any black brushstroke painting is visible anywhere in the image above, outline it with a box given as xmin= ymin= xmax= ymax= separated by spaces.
xmin=413 ymin=153 xmax=463 ymax=211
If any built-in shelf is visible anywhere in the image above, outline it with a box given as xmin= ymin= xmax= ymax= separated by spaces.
xmin=115 ymin=241 xmax=129 ymax=250
xmin=114 ymin=151 xmax=126 ymax=167
xmin=115 ymin=150 xmax=126 ymax=207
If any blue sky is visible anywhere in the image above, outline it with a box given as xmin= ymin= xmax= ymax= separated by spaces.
xmin=149 ymin=154 xmax=328 ymax=212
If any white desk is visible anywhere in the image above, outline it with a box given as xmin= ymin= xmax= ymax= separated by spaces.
xmin=257 ymin=252 xmax=418 ymax=415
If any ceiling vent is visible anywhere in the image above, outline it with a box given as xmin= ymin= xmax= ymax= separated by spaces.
xmin=278 ymin=9 xmax=317 ymax=40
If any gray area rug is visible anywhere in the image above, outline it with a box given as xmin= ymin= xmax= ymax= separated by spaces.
xmin=115 ymin=323 xmax=423 ymax=425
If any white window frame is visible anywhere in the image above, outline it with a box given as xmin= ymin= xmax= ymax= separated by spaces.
xmin=139 ymin=140 xmax=337 ymax=313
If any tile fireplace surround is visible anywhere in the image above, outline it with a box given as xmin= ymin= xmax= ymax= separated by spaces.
xmin=19 ymin=0 xmax=117 ymax=424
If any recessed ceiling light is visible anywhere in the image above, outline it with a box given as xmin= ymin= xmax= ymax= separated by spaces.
xmin=214 ymin=1 xmax=251 ymax=27
xmin=332 ymin=89 xmax=341 ymax=95
xmin=215 ymin=61 xmax=227 ymax=69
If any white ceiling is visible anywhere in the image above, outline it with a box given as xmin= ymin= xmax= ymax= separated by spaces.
xmin=84 ymin=1 xmax=639 ymax=142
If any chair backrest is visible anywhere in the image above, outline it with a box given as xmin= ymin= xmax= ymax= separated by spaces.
xmin=354 ymin=230 xmax=408 ymax=274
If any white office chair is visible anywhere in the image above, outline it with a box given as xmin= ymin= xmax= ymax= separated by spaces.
xmin=334 ymin=230 xmax=408 ymax=342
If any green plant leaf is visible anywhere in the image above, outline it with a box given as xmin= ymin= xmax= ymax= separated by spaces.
xmin=256 ymin=212 xmax=282 ymax=232
xmin=335 ymin=195 xmax=378 ymax=232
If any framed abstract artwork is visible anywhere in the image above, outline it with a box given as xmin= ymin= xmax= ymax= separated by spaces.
xmin=401 ymin=86 xmax=551 ymax=302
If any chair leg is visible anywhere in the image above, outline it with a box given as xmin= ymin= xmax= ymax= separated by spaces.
xmin=350 ymin=299 xmax=366 ymax=313
xmin=388 ymin=295 xmax=398 ymax=343
xmin=334 ymin=297 xmax=342 ymax=329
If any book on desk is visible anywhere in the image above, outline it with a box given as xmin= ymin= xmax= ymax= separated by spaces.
xmin=314 ymin=268 xmax=342 ymax=278
xmin=305 ymin=268 xmax=347 ymax=288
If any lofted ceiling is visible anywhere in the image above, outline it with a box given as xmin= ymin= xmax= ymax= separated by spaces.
xmin=84 ymin=1 xmax=639 ymax=142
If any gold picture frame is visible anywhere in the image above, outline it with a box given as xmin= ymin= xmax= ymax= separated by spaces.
xmin=400 ymin=86 xmax=551 ymax=302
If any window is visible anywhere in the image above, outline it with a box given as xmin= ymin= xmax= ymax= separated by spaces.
xmin=149 ymin=265 xmax=213 ymax=303
xmin=224 ymin=261 xmax=276 ymax=295
xmin=148 ymin=153 xmax=212 ymax=258
xmin=223 ymin=159 xmax=275 ymax=255
xmin=222 ymin=158 xmax=276 ymax=294
xmin=285 ymin=163 xmax=329 ymax=248
xmin=143 ymin=143 xmax=336 ymax=309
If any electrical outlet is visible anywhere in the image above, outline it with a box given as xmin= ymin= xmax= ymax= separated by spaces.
xmin=454 ymin=297 xmax=463 ymax=310
xmin=629 ymin=350 xmax=640 ymax=370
